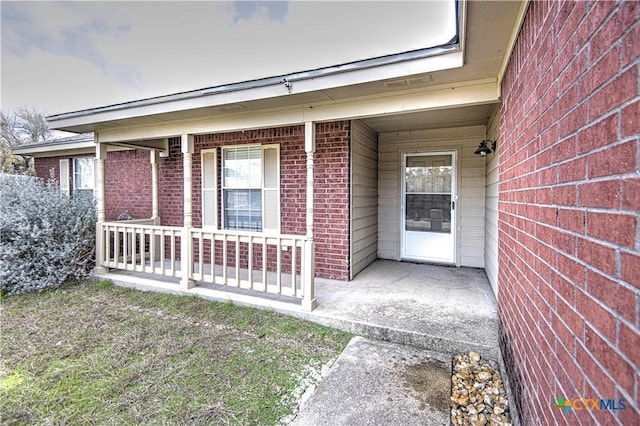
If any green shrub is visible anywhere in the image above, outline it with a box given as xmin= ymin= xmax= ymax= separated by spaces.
xmin=0 ymin=175 xmax=96 ymax=295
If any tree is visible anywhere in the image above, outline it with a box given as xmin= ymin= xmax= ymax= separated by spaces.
xmin=0 ymin=107 xmax=51 ymax=174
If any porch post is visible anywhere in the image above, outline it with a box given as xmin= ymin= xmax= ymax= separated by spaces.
xmin=94 ymin=141 xmax=108 ymax=274
xmin=302 ymin=122 xmax=317 ymax=311
xmin=180 ymin=134 xmax=195 ymax=289
xmin=150 ymin=150 xmax=159 ymax=225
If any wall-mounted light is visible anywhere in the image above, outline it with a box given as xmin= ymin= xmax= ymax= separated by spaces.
xmin=474 ymin=140 xmax=497 ymax=156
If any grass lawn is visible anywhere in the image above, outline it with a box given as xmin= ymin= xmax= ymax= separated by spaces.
xmin=0 ymin=280 xmax=352 ymax=425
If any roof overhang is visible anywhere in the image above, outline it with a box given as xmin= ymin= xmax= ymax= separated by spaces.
xmin=13 ymin=135 xmax=169 ymax=157
xmin=44 ymin=0 xmax=527 ymax=139
xmin=13 ymin=137 xmax=96 ymax=158
xmin=48 ymin=43 xmax=463 ymax=134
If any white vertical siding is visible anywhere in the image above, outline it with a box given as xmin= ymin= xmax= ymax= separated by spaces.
xmin=350 ymin=120 xmax=379 ymax=278
xmin=485 ymin=107 xmax=500 ymax=295
xmin=377 ymin=125 xmax=486 ymax=267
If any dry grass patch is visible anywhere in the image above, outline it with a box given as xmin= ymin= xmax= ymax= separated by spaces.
xmin=0 ymin=280 xmax=351 ymax=425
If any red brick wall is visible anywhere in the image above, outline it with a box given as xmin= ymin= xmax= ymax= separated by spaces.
xmin=158 ymin=137 xmax=184 ymax=227
xmin=314 ymin=121 xmax=351 ymax=280
xmin=499 ymin=2 xmax=639 ymax=425
xmin=105 ymin=149 xmax=152 ymax=221
xmin=34 ymin=157 xmax=61 ymax=183
xmin=35 ymin=150 xmax=153 ymax=221
xmin=157 ymin=122 xmax=351 ymax=281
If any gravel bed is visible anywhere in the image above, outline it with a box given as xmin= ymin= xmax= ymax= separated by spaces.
xmin=450 ymin=352 xmax=513 ymax=426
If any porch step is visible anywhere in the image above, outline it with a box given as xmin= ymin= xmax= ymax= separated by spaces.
xmin=293 ymin=310 xmax=499 ymax=361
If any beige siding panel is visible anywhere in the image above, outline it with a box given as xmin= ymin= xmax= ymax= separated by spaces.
xmin=378 ymin=125 xmax=486 ymax=267
xmin=350 ymin=120 xmax=379 ymax=278
xmin=484 ymin=107 xmax=500 ymax=294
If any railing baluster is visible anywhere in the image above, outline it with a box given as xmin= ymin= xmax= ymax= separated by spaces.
xmin=247 ymin=236 xmax=253 ymax=289
xmin=130 ymin=228 xmax=136 ymax=271
xmin=148 ymin=229 xmax=154 ymax=273
xmin=262 ymin=238 xmax=268 ymax=291
xmin=170 ymin=231 xmax=176 ymax=277
xmin=291 ymin=240 xmax=297 ymax=297
xmin=211 ymin=232 xmax=216 ymax=282
xmin=234 ymin=236 xmax=240 ymax=287
xmin=153 ymin=230 xmax=166 ymax=275
xmin=115 ymin=227 xmax=121 ymax=268
xmin=222 ymin=234 xmax=228 ymax=285
xmin=276 ymin=237 xmax=282 ymax=295
xmin=198 ymin=230 xmax=203 ymax=281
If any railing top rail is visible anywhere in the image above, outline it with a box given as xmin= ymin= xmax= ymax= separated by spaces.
xmin=101 ymin=222 xmax=309 ymax=241
xmin=112 ymin=218 xmax=156 ymax=224
xmin=190 ymin=228 xmax=309 ymax=241
xmin=102 ymin=221 xmax=180 ymax=232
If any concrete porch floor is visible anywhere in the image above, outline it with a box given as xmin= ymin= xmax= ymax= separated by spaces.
xmin=97 ymin=259 xmax=499 ymax=360
xmin=308 ymin=260 xmax=499 ymax=359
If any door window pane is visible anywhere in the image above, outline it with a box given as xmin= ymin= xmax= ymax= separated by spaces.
xmin=406 ymin=155 xmax=452 ymax=193
xmin=405 ymin=194 xmax=451 ymax=233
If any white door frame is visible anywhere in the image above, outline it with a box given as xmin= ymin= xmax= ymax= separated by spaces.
xmin=400 ymin=150 xmax=458 ymax=264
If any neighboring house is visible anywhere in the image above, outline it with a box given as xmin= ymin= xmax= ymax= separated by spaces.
xmin=14 ymin=2 xmax=640 ymax=425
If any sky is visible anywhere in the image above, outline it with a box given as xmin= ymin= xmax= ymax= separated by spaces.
xmin=1 ymin=1 xmax=456 ymax=117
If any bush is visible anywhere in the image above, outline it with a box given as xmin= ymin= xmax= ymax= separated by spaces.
xmin=0 ymin=175 xmax=96 ymax=295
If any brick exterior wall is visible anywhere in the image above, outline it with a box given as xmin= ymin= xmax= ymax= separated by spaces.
xmin=105 ymin=149 xmax=152 ymax=221
xmin=34 ymin=151 xmax=153 ymax=221
xmin=34 ymin=157 xmax=61 ymax=182
xmin=314 ymin=121 xmax=351 ymax=280
xmin=156 ymin=122 xmax=351 ymax=281
xmin=498 ymin=2 xmax=639 ymax=425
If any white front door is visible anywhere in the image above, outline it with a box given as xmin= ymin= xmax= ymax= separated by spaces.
xmin=401 ymin=151 xmax=456 ymax=263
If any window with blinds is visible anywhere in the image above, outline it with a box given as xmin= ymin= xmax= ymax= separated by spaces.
xmin=202 ymin=144 xmax=279 ymax=233
xmin=72 ymin=157 xmax=95 ymax=200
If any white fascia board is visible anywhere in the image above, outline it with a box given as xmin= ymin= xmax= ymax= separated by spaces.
xmin=97 ymin=78 xmax=499 ymax=143
xmin=13 ymin=140 xmax=96 ymax=156
xmin=49 ymin=50 xmax=463 ymax=132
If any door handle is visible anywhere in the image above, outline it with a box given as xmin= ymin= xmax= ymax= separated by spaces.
xmin=451 ymin=201 xmax=455 ymax=210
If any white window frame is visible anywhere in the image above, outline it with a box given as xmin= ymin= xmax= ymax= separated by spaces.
xmin=220 ymin=144 xmax=280 ymax=234
xmin=72 ymin=157 xmax=96 ymax=195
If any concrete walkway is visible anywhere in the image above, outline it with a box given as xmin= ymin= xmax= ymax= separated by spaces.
xmin=290 ymin=337 xmax=450 ymax=425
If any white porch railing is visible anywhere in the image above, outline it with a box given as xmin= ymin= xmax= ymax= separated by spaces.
xmin=101 ymin=220 xmax=182 ymax=277
xmin=99 ymin=221 xmax=315 ymax=309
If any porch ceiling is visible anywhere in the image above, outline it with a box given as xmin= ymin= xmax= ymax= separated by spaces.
xmin=360 ymin=103 xmax=498 ymax=133
xmin=48 ymin=1 xmax=525 ymax=137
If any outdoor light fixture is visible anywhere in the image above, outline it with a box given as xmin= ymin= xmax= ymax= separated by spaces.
xmin=474 ymin=140 xmax=497 ymax=156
